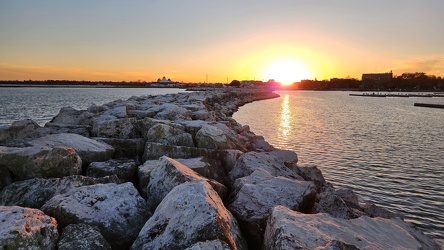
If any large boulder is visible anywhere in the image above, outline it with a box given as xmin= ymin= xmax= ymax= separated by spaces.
xmin=49 ymin=107 xmax=93 ymax=125
xmin=295 ymin=165 xmax=326 ymax=192
xmin=44 ymin=123 xmax=91 ymax=137
xmin=176 ymin=157 xmax=227 ymax=185
xmin=145 ymin=123 xmax=194 ymax=147
xmin=180 ymin=120 xmax=209 ymax=137
xmin=263 ymin=205 xmax=439 ymax=250
xmin=0 ymin=206 xmax=59 ymax=250
xmin=96 ymin=137 xmax=145 ymax=160
xmin=138 ymin=160 xmax=160 ymax=199
xmin=0 ymin=145 xmax=81 ymax=180
xmin=142 ymin=142 xmax=214 ymax=161
xmin=0 ymin=119 xmax=45 ymax=146
xmin=228 ymin=151 xmax=303 ymax=186
xmin=102 ymin=105 xmax=128 ymax=119
xmin=0 ymin=175 xmax=120 ymax=208
xmin=92 ymin=117 xmax=138 ymax=139
xmin=58 ymin=223 xmax=111 ymax=250
xmin=145 ymin=156 xmax=227 ymax=211
xmin=195 ymin=124 xmax=235 ymax=150
xmin=131 ymin=181 xmax=247 ymax=250
xmin=153 ymin=103 xmax=192 ymax=121
xmin=87 ymin=158 xmax=137 ymax=182
xmin=335 ymin=188 xmax=360 ymax=209
xmin=315 ymin=183 xmax=358 ymax=219
xmin=28 ymin=133 xmax=114 ymax=165
xmin=41 ymin=182 xmax=151 ymax=249
xmin=228 ymin=173 xmax=316 ymax=248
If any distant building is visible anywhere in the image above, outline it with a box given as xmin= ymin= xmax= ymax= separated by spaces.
xmin=361 ymin=71 xmax=393 ymax=89
xmin=157 ymin=76 xmax=172 ymax=83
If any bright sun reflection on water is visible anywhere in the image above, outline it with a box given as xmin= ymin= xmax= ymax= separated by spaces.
xmin=278 ymin=94 xmax=292 ymax=146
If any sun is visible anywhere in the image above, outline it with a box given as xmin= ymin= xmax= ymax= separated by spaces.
xmin=265 ymin=60 xmax=311 ymax=85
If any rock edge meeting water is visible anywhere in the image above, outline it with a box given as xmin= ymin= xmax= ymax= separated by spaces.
xmin=1 ymin=87 xmax=443 ymax=239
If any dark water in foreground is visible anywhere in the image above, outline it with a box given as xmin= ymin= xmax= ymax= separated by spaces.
xmin=233 ymin=90 xmax=444 ymax=238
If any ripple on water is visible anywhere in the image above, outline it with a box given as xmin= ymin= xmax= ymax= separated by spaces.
xmin=233 ymin=90 xmax=444 ymax=238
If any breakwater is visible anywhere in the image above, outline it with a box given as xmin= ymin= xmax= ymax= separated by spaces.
xmin=0 ymin=89 xmax=441 ymax=249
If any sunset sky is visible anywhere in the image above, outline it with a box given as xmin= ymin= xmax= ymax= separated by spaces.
xmin=1 ymin=1 xmax=443 ymax=83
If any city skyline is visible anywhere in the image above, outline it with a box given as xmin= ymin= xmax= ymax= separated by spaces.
xmin=1 ymin=1 xmax=444 ymax=82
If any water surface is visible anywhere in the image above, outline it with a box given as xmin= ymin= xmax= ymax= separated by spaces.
xmin=233 ymin=90 xmax=444 ymax=238
xmin=0 ymin=87 xmax=185 ymax=126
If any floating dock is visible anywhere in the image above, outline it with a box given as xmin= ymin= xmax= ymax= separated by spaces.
xmin=349 ymin=93 xmax=443 ymax=98
xmin=414 ymin=103 xmax=444 ymax=109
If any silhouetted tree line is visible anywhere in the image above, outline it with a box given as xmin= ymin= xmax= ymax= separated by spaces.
xmin=390 ymin=72 xmax=443 ymax=90
xmin=285 ymin=72 xmax=443 ymax=91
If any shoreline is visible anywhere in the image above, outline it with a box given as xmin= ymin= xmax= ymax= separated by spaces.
xmin=0 ymin=88 xmax=442 ymax=249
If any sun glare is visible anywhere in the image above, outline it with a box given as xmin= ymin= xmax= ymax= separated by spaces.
xmin=265 ymin=60 xmax=311 ymax=85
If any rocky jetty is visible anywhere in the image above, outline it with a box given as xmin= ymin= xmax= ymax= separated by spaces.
xmin=0 ymin=88 xmax=441 ymax=249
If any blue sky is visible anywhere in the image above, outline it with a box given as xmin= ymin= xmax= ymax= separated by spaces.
xmin=1 ymin=0 xmax=443 ymax=82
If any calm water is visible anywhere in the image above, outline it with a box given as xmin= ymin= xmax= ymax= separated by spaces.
xmin=233 ymin=90 xmax=444 ymax=238
xmin=0 ymin=87 xmax=185 ymax=126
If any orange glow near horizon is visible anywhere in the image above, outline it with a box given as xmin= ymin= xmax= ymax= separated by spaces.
xmin=264 ymin=60 xmax=312 ymax=85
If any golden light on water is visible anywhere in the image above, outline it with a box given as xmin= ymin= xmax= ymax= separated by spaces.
xmin=278 ymin=94 xmax=292 ymax=146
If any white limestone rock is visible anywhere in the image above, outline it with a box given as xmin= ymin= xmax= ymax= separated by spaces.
xmin=92 ymin=117 xmax=138 ymax=139
xmin=138 ymin=117 xmax=186 ymax=137
xmin=146 ymin=123 xmax=194 ymax=147
xmin=131 ymin=181 xmax=247 ymax=250
xmin=0 ymin=206 xmax=59 ymax=250
xmin=87 ymin=158 xmax=137 ymax=182
xmin=191 ymin=109 xmax=217 ymax=121
xmin=58 ymin=223 xmax=111 ymax=250
xmin=0 ymin=175 xmax=120 ymax=208
xmin=180 ymin=120 xmax=209 ymax=137
xmin=153 ymin=103 xmax=192 ymax=121
xmin=228 ymin=151 xmax=303 ymax=186
xmin=29 ymin=133 xmax=114 ymax=165
xmin=102 ymin=105 xmax=128 ymax=119
xmin=41 ymin=182 xmax=151 ymax=249
xmin=0 ymin=145 xmax=81 ymax=180
xmin=263 ymin=205 xmax=439 ymax=250
xmin=145 ymin=156 xmax=227 ymax=211
xmin=195 ymin=124 xmax=235 ymax=150
xmin=49 ymin=107 xmax=93 ymax=125
xmin=228 ymin=173 xmax=316 ymax=248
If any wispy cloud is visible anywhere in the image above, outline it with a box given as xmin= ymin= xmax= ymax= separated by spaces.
xmin=392 ymin=56 xmax=444 ymax=77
